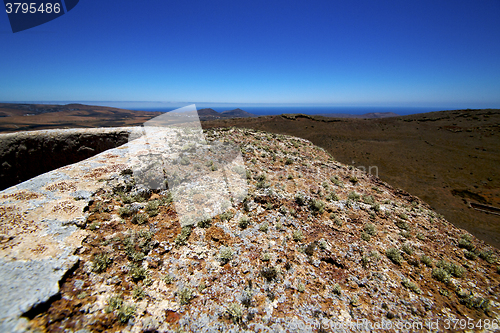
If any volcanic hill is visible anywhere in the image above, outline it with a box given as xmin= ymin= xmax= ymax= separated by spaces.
xmin=0 ymin=127 xmax=499 ymax=332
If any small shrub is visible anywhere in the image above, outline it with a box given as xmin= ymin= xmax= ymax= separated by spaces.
xmin=285 ymin=158 xmax=294 ymax=165
xmin=227 ymin=303 xmax=243 ymax=323
xmin=386 ymin=248 xmax=403 ymax=265
xmin=420 ymin=255 xmax=433 ymax=267
xmin=416 ymin=232 xmax=425 ymax=241
xmin=219 ymin=210 xmax=234 ymax=222
xmin=293 ymin=230 xmax=303 ymax=242
xmin=402 ymin=278 xmax=422 ymax=294
xmin=178 ymin=287 xmax=193 ymax=305
xmin=464 ymin=250 xmax=477 ymax=260
xmin=398 ymin=212 xmax=408 ymax=220
xmin=401 ymin=243 xmax=414 ymax=255
xmin=92 ymin=253 xmax=111 ymax=273
xmin=349 ymin=176 xmax=358 ymax=184
xmin=297 ymin=283 xmax=305 ymax=292
xmin=326 ymin=192 xmax=339 ymax=201
xmin=175 ymin=226 xmax=192 ymax=245
xmin=334 ymin=217 xmax=343 ymax=227
xmin=261 ymin=252 xmax=271 ymax=261
xmin=332 ymin=283 xmax=341 ymax=295
xmin=458 ymin=234 xmax=475 ymax=251
xmin=118 ymin=206 xmax=133 ymax=218
xmin=239 ymin=216 xmax=250 ymax=229
xmin=436 ymin=260 xmax=465 ymax=278
xmin=105 ymin=294 xmax=123 ymax=313
xmin=132 ymin=286 xmax=146 ymax=300
xmin=364 ymin=223 xmax=377 ymax=236
xmin=395 ymin=220 xmax=410 ymax=231
xmin=479 ymin=250 xmax=497 ymax=264
xmin=363 ymin=195 xmax=375 ymax=204
xmin=146 ymin=200 xmax=160 ymax=217
xmin=295 ymin=193 xmax=306 ymax=206
xmin=162 ymin=274 xmax=174 ymax=284
xmin=131 ymin=213 xmax=148 ymax=225
xmin=432 ymin=267 xmax=451 ymax=283
xmin=310 ymin=199 xmax=325 ymax=215
xmin=197 ymin=214 xmax=212 ymax=228
xmin=361 ymin=232 xmax=371 ymax=242
xmin=219 ymin=246 xmax=233 ymax=264
xmin=348 ymin=191 xmax=360 ymax=201
xmin=129 ymin=264 xmax=148 ymax=281
xmin=259 ymin=222 xmax=269 ymax=233
xmin=260 ymin=267 xmax=277 ymax=281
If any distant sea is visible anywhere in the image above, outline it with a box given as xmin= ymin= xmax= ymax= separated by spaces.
xmin=130 ymin=106 xmax=444 ymax=117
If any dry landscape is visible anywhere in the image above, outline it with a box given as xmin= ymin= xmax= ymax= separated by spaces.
xmin=203 ymin=110 xmax=500 ymax=249
xmin=1 ymin=127 xmax=498 ymax=332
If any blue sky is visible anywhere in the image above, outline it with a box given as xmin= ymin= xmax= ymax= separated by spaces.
xmin=1 ymin=0 xmax=499 ymax=108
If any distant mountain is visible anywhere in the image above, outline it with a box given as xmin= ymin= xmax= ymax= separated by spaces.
xmin=197 ymin=108 xmax=221 ymax=118
xmin=196 ymin=108 xmax=257 ymax=121
xmin=221 ymin=108 xmax=258 ymax=118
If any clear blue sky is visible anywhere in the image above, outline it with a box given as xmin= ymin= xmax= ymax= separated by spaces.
xmin=1 ymin=0 xmax=499 ymax=108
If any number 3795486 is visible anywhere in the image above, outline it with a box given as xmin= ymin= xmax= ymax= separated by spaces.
xmin=5 ymin=3 xmax=61 ymax=14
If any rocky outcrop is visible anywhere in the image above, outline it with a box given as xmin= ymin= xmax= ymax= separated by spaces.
xmin=0 ymin=128 xmax=132 ymax=190
xmin=0 ymin=127 xmax=499 ymax=332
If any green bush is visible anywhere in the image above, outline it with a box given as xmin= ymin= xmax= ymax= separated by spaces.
xmin=386 ymin=248 xmax=403 ymax=265
xmin=131 ymin=213 xmax=148 ymax=225
xmin=364 ymin=223 xmax=377 ymax=236
xmin=420 ymin=255 xmax=433 ymax=267
xmin=293 ymin=230 xmax=303 ymax=242
xmin=479 ymin=250 xmax=497 ymax=264
xmin=219 ymin=246 xmax=233 ymax=264
xmin=175 ymin=226 xmax=192 ymax=245
xmin=402 ymin=278 xmax=422 ymax=294
xmin=92 ymin=253 xmax=111 ymax=273
xmin=310 ymin=199 xmax=325 ymax=215
xmin=178 ymin=287 xmax=193 ymax=305
xmin=239 ymin=216 xmax=250 ymax=229
xmin=432 ymin=267 xmax=451 ymax=283
xmin=348 ymin=191 xmax=360 ymax=201
xmin=401 ymin=243 xmax=414 ymax=255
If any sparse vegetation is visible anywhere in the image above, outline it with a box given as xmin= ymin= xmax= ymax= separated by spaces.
xmin=293 ymin=229 xmax=303 ymax=242
xmin=259 ymin=222 xmax=269 ymax=232
xmin=227 ymin=303 xmax=243 ymax=323
xmin=386 ymin=248 xmax=403 ymax=265
xmin=92 ymin=252 xmax=111 ymax=273
xmin=420 ymin=255 xmax=433 ymax=267
xmin=239 ymin=215 xmax=250 ymax=229
xmin=219 ymin=245 xmax=233 ymax=264
xmin=402 ymin=278 xmax=422 ymax=294
xmin=309 ymin=198 xmax=325 ymax=215
xmin=178 ymin=287 xmax=194 ymax=305
xmin=131 ymin=212 xmax=148 ymax=225
xmin=332 ymin=283 xmax=341 ymax=295
xmin=401 ymin=243 xmax=414 ymax=255
xmin=347 ymin=191 xmax=360 ymax=201
xmin=175 ymin=226 xmax=192 ymax=245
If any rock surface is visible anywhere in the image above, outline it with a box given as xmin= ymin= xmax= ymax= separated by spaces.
xmin=0 ymin=127 xmax=499 ymax=332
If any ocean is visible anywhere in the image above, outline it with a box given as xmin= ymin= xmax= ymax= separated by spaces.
xmin=130 ymin=106 xmax=445 ymax=117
